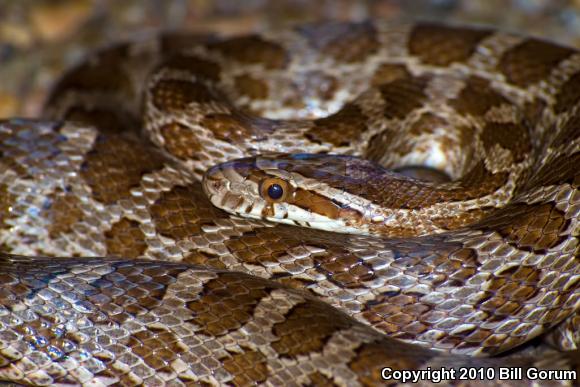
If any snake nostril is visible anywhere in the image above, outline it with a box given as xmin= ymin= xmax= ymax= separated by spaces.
xmin=202 ymin=176 xmax=224 ymax=196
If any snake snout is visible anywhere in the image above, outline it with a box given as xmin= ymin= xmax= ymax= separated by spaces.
xmin=202 ymin=175 xmax=224 ymax=198
xmin=203 ymin=158 xmax=259 ymax=205
xmin=202 ymin=165 xmax=228 ymax=198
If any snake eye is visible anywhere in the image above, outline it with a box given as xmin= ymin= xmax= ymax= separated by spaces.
xmin=260 ymin=178 xmax=290 ymax=203
xmin=267 ymin=184 xmax=283 ymax=199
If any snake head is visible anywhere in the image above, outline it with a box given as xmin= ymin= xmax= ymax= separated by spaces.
xmin=202 ymin=153 xmax=383 ymax=233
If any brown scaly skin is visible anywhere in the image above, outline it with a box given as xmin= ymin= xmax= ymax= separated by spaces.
xmin=0 ymin=21 xmax=577 ymax=385
xmin=2 ymin=253 xmax=572 ymax=386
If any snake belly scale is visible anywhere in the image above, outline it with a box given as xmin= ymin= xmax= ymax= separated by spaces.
xmin=0 ymin=20 xmax=578 ymax=386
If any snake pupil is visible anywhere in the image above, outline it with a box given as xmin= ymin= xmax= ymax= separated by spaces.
xmin=267 ymin=183 xmax=284 ymax=200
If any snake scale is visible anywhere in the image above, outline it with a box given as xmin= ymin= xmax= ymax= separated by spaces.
xmin=0 ymin=20 xmax=578 ymax=386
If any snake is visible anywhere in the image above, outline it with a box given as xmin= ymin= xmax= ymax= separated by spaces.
xmin=0 ymin=20 xmax=578 ymax=386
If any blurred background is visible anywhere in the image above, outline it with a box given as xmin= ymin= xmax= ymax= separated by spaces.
xmin=1 ymin=0 xmax=580 ymax=118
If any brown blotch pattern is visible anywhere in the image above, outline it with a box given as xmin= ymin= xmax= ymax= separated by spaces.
xmin=160 ymin=122 xmax=203 ymax=160
xmin=407 ymin=112 xmax=450 ymax=137
xmin=222 ymin=348 xmax=269 ymax=386
xmin=498 ymin=39 xmax=575 ymax=87
xmin=526 ymin=151 xmax=580 ymax=189
xmin=126 ymin=327 xmax=186 ymax=376
xmin=362 ymin=245 xmax=481 ymax=333
xmin=234 ymin=74 xmax=269 ymax=99
xmin=46 ymin=188 xmax=85 ymax=238
xmin=455 ymin=162 xmax=509 ymax=198
xmin=187 ymin=273 xmax=274 ymax=336
xmin=299 ymin=22 xmax=379 ymax=63
xmin=311 ymin=245 xmax=377 ymax=289
xmin=224 ymin=226 xmax=376 ymax=288
xmin=481 ymin=122 xmax=532 ymax=162
xmin=49 ymin=44 xmax=132 ymax=98
xmin=206 ymin=36 xmax=288 ymax=69
xmin=274 ymin=276 xmax=317 ymax=292
xmin=451 ymin=76 xmax=510 ymax=117
xmin=105 ymin=218 xmax=147 ymax=258
xmin=474 ymin=266 xmax=544 ymax=328
xmin=161 ymin=55 xmax=221 ymax=81
xmin=476 ymin=202 xmax=570 ymax=253
xmin=150 ymin=184 xmax=229 ymax=241
xmin=151 ymin=80 xmax=216 ymax=112
xmin=80 ymin=134 xmax=166 ymax=204
xmin=409 ymin=24 xmax=492 ymax=66
xmin=307 ymin=371 xmax=336 ymax=386
xmin=379 ymin=76 xmax=428 ymax=119
xmin=371 ymin=63 xmax=412 ymax=86
xmin=554 ymin=71 xmax=580 ymax=113
xmin=89 ymin=264 xmax=186 ymax=324
xmin=223 ymin=227 xmax=305 ymax=266
xmin=63 ymin=106 xmax=140 ymax=134
xmin=362 ymin=291 xmax=427 ymax=336
xmin=438 ymin=328 xmax=496 ymax=353
xmin=200 ymin=113 xmax=258 ymax=144
xmin=183 ymin=251 xmax=227 ymax=270
xmin=272 ymin=302 xmax=352 ymax=357
xmin=364 ymin=131 xmax=396 ymax=163
xmin=552 ymin=110 xmax=580 ymax=148
xmin=349 ymin=341 xmax=428 ymax=386
xmin=306 ymin=103 xmax=368 ymax=146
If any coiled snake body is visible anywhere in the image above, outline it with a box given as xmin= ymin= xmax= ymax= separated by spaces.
xmin=0 ymin=21 xmax=578 ymax=385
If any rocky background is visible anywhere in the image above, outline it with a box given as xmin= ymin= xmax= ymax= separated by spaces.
xmin=1 ymin=0 xmax=580 ymax=118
